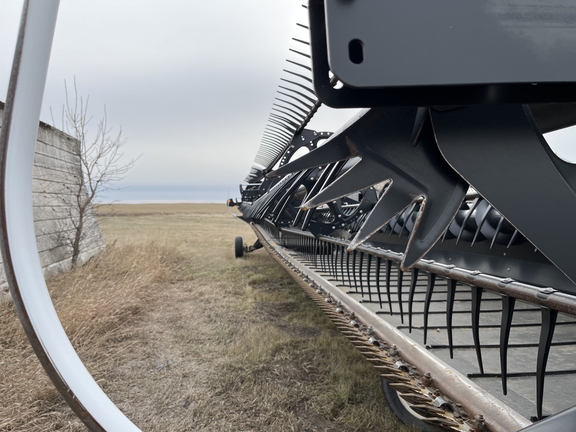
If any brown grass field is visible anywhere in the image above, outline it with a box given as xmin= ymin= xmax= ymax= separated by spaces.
xmin=1 ymin=204 xmax=414 ymax=431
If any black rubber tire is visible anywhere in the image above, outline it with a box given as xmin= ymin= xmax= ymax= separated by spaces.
xmin=380 ymin=377 xmax=434 ymax=431
xmin=234 ymin=236 xmax=244 ymax=258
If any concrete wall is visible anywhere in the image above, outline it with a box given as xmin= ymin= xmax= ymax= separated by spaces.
xmin=0 ymin=101 xmax=106 ymax=300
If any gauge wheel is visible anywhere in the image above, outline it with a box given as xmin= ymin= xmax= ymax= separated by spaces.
xmin=234 ymin=236 xmax=244 ymax=258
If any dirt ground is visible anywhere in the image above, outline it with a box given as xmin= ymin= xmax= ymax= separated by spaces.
xmin=1 ymin=204 xmax=414 ymax=431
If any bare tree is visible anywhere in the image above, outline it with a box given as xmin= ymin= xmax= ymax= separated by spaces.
xmin=52 ymin=80 xmax=138 ymax=267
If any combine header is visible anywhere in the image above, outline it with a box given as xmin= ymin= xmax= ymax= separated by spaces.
xmin=3 ymin=1 xmax=576 ymax=431
xmin=235 ymin=1 xmax=576 ymax=431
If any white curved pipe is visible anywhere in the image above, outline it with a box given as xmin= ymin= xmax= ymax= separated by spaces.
xmin=0 ymin=1 xmax=139 ymax=430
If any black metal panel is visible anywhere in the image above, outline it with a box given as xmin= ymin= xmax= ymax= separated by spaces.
xmin=520 ymin=406 xmax=576 ymax=432
xmin=431 ymin=105 xmax=576 ymax=290
xmin=271 ymin=107 xmax=467 ymax=269
xmin=309 ymin=0 xmax=576 ymax=107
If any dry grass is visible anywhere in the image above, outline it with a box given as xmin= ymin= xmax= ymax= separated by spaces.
xmin=1 ymin=204 xmax=415 ymax=431
xmin=1 ymin=241 xmax=178 ymax=431
xmin=94 ymin=203 xmax=232 ymax=216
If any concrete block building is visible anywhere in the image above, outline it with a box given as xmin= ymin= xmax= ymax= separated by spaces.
xmin=0 ymin=101 xmax=105 ymax=300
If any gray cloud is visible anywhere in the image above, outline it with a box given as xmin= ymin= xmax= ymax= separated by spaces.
xmin=1 ymin=1 xmax=309 ymax=201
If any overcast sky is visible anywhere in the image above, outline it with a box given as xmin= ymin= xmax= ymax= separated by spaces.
xmin=1 ymin=1 xmax=575 ymax=202
xmin=0 ymin=0 xmax=357 ymax=202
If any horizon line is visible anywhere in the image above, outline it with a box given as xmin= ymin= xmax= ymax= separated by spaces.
xmin=95 ymin=199 xmax=225 ymax=205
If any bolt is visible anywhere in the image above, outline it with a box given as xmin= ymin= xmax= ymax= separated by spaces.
xmin=454 ymin=403 xmax=468 ymax=419
xmin=421 ymin=372 xmax=432 ymax=387
xmin=472 ymin=414 xmax=486 ymax=431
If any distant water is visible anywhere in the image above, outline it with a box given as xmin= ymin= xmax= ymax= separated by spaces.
xmin=98 ymin=200 xmax=223 ymax=204
xmin=95 ymin=184 xmax=240 ymax=204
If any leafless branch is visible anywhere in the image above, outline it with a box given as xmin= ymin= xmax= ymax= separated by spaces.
xmin=50 ymin=78 xmax=139 ymax=267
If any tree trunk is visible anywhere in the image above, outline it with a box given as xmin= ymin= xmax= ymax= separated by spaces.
xmin=71 ymin=211 xmax=84 ymax=268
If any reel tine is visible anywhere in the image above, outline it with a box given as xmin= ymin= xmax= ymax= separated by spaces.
xmin=289 ymin=47 xmax=311 ymax=58
xmin=408 ymin=268 xmax=419 ymax=333
xmin=471 ymin=286 xmax=485 ymax=374
xmin=292 ymin=37 xmax=310 ymax=45
xmin=500 ymin=295 xmax=516 ymax=395
xmin=278 ymin=85 xmax=316 ymax=104
xmin=275 ymin=96 xmax=311 ymax=115
xmin=386 ymin=259 xmax=394 ymax=315
xmin=286 ymin=58 xmax=311 ymax=71
xmin=375 ymin=257 xmax=384 ymax=309
xmin=269 ymin=113 xmax=300 ymax=129
xmin=366 ymin=254 xmax=373 ymax=302
xmin=423 ymin=273 xmax=436 ymax=345
xmin=397 ymin=264 xmax=404 ymax=324
xmin=446 ymin=279 xmax=457 ymax=359
xmin=272 ymin=104 xmax=306 ymax=122
xmin=283 ymin=68 xmax=313 ymax=83
xmin=358 ymin=252 xmax=365 ymax=297
xmin=280 ymin=78 xmax=316 ymax=95
xmin=536 ymin=307 xmax=558 ymax=420
xmin=277 ymin=90 xmax=314 ymax=110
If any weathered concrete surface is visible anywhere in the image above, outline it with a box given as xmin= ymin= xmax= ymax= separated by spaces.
xmin=0 ymin=101 xmax=106 ymax=300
